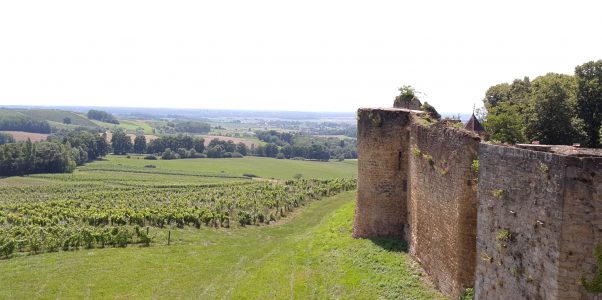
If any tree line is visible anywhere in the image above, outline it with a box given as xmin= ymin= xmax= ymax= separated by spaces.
xmin=0 ymin=129 xmax=110 ymax=176
xmin=252 ymin=130 xmax=357 ymax=161
xmin=0 ymin=118 xmax=51 ymax=134
xmin=483 ymin=60 xmax=602 ymax=147
xmin=87 ymin=110 xmax=119 ymax=124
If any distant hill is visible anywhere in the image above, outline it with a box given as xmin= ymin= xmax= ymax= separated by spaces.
xmin=17 ymin=109 xmax=97 ymax=127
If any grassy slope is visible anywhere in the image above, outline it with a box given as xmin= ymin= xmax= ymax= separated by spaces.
xmin=0 ymin=192 xmax=443 ymax=299
xmin=85 ymin=155 xmax=358 ymax=179
xmin=17 ymin=109 xmax=97 ymax=127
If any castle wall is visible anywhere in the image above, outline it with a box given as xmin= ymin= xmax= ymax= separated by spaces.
xmin=354 ymin=108 xmax=602 ymax=299
xmin=407 ymin=122 xmax=480 ymax=298
xmin=475 ymin=144 xmax=602 ymax=300
xmin=353 ymin=108 xmax=411 ymax=238
xmin=557 ymin=157 xmax=602 ymax=300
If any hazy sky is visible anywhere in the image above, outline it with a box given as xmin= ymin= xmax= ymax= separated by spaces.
xmin=1 ymin=1 xmax=601 ymax=113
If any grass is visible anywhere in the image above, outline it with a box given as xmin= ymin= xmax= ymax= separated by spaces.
xmin=83 ymin=155 xmax=357 ymax=180
xmin=0 ymin=192 xmax=442 ymax=299
xmin=17 ymin=109 xmax=97 ymax=127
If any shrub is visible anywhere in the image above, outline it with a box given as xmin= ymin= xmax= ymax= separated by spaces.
xmin=243 ymin=173 xmax=259 ymax=178
xmin=472 ymin=159 xmax=479 ymax=176
xmin=276 ymin=153 xmax=285 ymax=159
xmin=144 ymin=164 xmax=156 ymax=168
xmin=231 ymin=152 xmax=243 ymax=158
xmin=293 ymin=173 xmax=303 ymax=180
xmin=144 ymin=155 xmax=157 ymax=160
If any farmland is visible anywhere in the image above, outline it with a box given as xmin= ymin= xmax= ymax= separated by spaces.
xmin=0 ymin=156 xmax=356 ymax=256
xmin=0 ymin=156 xmax=442 ymax=298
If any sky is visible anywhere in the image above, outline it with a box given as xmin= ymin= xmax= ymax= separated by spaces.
xmin=0 ymin=1 xmax=601 ymax=113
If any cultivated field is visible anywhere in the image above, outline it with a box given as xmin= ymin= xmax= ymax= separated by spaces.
xmin=0 ymin=131 xmax=49 ymax=142
xmin=0 ymin=156 xmax=441 ymax=299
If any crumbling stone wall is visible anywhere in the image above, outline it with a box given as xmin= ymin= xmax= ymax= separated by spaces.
xmin=407 ymin=122 xmax=480 ymax=297
xmin=475 ymin=144 xmax=602 ymax=300
xmin=353 ymin=108 xmax=412 ymax=238
xmin=353 ymin=108 xmax=480 ymax=298
xmin=354 ymin=107 xmax=602 ymax=299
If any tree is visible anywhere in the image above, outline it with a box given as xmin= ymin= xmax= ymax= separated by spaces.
xmin=63 ymin=117 xmax=71 ymax=124
xmin=0 ymin=132 xmax=15 ymax=145
xmin=575 ymin=60 xmax=602 ymax=147
xmin=87 ymin=110 xmax=119 ymax=124
xmin=393 ymin=85 xmax=422 ymax=109
xmin=133 ymin=135 xmax=147 ymax=154
xmin=484 ymin=102 xmax=527 ymax=144
xmin=525 ymin=73 xmax=582 ymax=145
xmin=236 ymin=142 xmax=248 ymax=156
xmin=264 ymin=143 xmax=279 ymax=157
xmin=111 ymin=129 xmax=132 ymax=155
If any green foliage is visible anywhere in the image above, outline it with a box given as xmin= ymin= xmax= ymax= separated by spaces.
xmin=482 ymin=61 xmax=602 ymax=146
xmin=575 ymin=60 xmax=602 ymax=147
xmin=411 ymin=147 xmax=422 ymax=157
xmin=173 ymin=121 xmax=211 ymax=134
xmin=0 ymin=132 xmax=15 ymax=145
xmin=484 ymin=103 xmax=527 ymax=144
xmin=471 ymin=159 xmax=479 ymax=176
xmin=133 ymin=135 xmax=146 ymax=154
xmin=0 ymin=141 xmax=76 ymax=176
xmin=460 ymin=288 xmax=474 ymax=300
xmin=496 ymin=229 xmax=512 ymax=242
xmin=525 ymin=73 xmax=582 ymax=145
xmin=87 ymin=110 xmax=119 ymax=124
xmin=0 ymin=166 xmax=356 ymax=257
xmin=394 ymin=85 xmax=422 ymax=109
xmin=582 ymin=245 xmax=602 ymax=293
xmin=491 ymin=189 xmax=504 ymax=199
xmin=111 ymin=129 xmax=132 ymax=155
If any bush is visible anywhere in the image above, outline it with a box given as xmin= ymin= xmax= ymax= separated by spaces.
xmin=191 ymin=153 xmax=207 ymax=158
xmin=243 ymin=173 xmax=259 ymax=178
xmin=144 ymin=165 xmax=156 ymax=168
xmin=144 ymin=155 xmax=157 ymax=160
xmin=231 ymin=152 xmax=243 ymax=158
xmin=276 ymin=153 xmax=285 ymax=159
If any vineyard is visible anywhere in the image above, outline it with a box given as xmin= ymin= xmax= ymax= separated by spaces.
xmin=0 ymin=159 xmax=355 ymax=258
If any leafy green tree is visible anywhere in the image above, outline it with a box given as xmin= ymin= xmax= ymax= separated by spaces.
xmin=236 ymin=142 xmax=248 ymax=156
xmin=110 ymin=129 xmax=132 ymax=155
xmin=264 ymin=143 xmax=279 ymax=157
xmin=525 ymin=73 xmax=582 ymax=145
xmin=484 ymin=102 xmax=527 ymax=144
xmin=133 ymin=135 xmax=146 ymax=154
xmin=575 ymin=60 xmax=602 ymax=147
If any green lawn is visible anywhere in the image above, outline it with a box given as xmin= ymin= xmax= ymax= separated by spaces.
xmin=84 ymin=155 xmax=357 ymax=180
xmin=0 ymin=192 xmax=442 ymax=299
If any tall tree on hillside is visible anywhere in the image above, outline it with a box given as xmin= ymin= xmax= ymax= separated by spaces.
xmin=133 ymin=135 xmax=146 ymax=154
xmin=111 ymin=129 xmax=132 ymax=155
xmin=575 ymin=60 xmax=602 ymax=147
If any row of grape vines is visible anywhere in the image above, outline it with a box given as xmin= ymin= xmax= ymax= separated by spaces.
xmin=0 ymin=178 xmax=356 ymax=258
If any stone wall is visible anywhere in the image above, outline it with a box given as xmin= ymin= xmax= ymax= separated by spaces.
xmin=354 ymin=107 xmax=602 ymax=299
xmin=407 ymin=122 xmax=480 ymax=297
xmin=475 ymin=144 xmax=602 ymax=300
xmin=352 ymin=108 xmax=412 ymax=238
